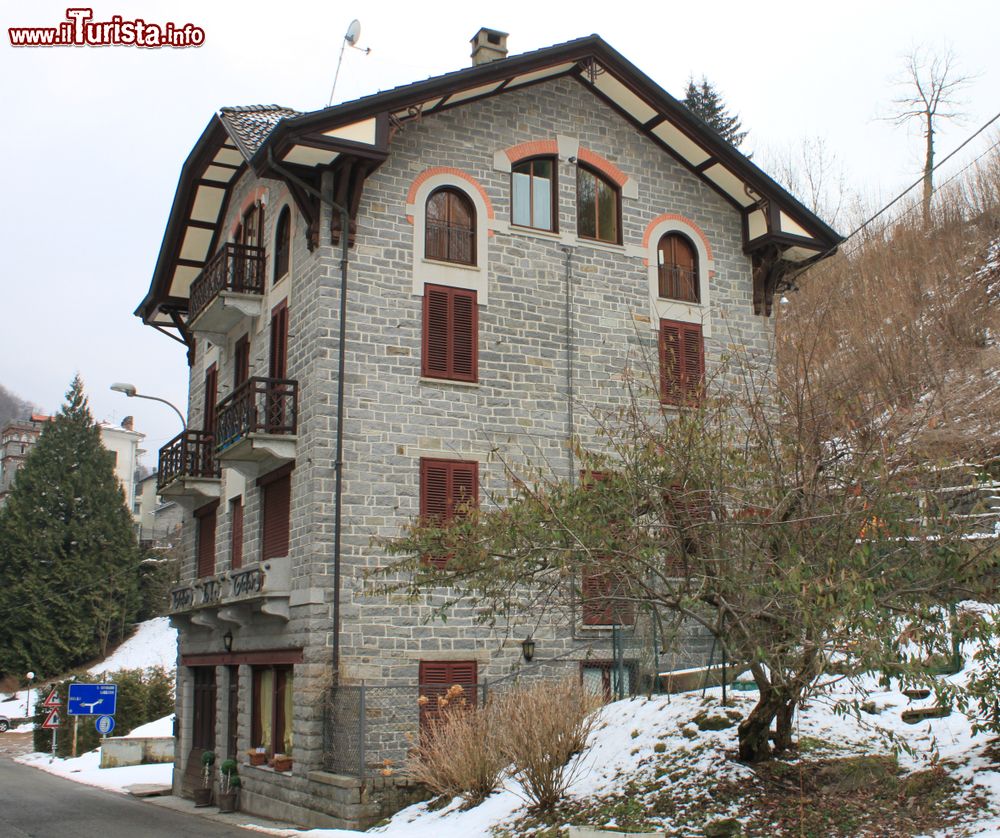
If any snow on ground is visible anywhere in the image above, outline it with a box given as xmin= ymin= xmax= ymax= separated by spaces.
xmin=17 ymin=748 xmax=173 ymax=794
xmin=125 ymin=714 xmax=173 ymax=738
xmin=88 ymin=617 xmax=177 ymax=674
xmin=0 ymin=688 xmax=35 ymax=719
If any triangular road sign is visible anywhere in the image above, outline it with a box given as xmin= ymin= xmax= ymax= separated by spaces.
xmin=42 ymin=709 xmax=60 ymax=729
xmin=43 ymin=689 xmax=61 ymax=708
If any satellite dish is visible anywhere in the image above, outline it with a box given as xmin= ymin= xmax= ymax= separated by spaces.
xmin=345 ymin=19 xmax=361 ymax=46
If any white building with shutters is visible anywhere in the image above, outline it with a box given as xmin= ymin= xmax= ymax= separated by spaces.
xmin=136 ymin=29 xmax=840 ymax=829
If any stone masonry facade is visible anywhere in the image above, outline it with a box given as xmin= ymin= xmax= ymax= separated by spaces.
xmin=170 ymin=73 xmax=774 ymax=828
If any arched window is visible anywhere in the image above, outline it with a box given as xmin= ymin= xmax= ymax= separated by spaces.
xmin=425 ymin=187 xmax=476 ymax=265
xmin=273 ymin=206 xmax=291 ymax=284
xmin=512 ymin=157 xmax=556 ymax=231
xmin=657 ymin=233 xmax=699 ymax=303
xmin=577 ymin=166 xmax=619 ymax=244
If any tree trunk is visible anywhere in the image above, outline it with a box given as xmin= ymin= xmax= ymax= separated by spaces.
xmin=922 ymin=114 xmax=934 ymax=226
xmin=773 ymin=698 xmax=796 ymax=754
xmin=737 ymin=689 xmax=782 ymax=762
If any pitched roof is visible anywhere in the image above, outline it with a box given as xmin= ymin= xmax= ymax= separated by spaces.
xmin=138 ymin=34 xmax=842 ymax=327
xmin=219 ymin=105 xmax=301 ymax=159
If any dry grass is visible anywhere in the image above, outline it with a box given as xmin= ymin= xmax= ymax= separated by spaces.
xmin=496 ymin=677 xmax=604 ymax=811
xmin=779 ymin=144 xmax=1000 ymax=463
xmin=405 ymin=686 xmax=508 ymax=807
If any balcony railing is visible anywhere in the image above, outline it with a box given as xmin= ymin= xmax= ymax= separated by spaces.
xmin=216 ymin=377 xmax=298 ymax=452
xmin=425 ymin=221 xmax=475 ymax=265
xmin=657 ymin=265 xmax=699 ymax=304
xmin=157 ymin=430 xmax=219 ymax=491
xmin=189 ymin=243 xmax=266 ymax=324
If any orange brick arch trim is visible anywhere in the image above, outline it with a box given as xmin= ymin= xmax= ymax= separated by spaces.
xmin=641 ymin=213 xmax=714 ymax=262
xmin=406 ymin=167 xmax=495 ymax=221
xmin=577 ymin=147 xmax=628 ymax=189
xmin=503 ymin=139 xmax=559 ymax=164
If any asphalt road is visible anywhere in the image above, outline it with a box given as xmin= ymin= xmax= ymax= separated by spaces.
xmin=0 ymin=756 xmax=264 ymax=837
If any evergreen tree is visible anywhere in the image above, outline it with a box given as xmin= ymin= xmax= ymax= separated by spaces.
xmin=0 ymin=376 xmax=140 ymax=678
xmin=681 ymin=75 xmax=747 ymax=148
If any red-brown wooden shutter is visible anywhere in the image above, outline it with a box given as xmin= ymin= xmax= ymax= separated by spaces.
xmin=234 ymin=334 xmax=250 ymax=389
xmin=581 ymin=561 xmax=634 ymax=626
xmin=418 ymin=660 xmax=478 ymax=731
xmin=195 ymin=501 xmax=218 ymax=578
xmin=203 ymin=364 xmax=218 ymax=435
xmin=659 ymin=320 xmax=704 ymax=405
xmin=419 ymin=458 xmax=478 ymax=567
xmin=261 ymin=471 xmax=291 ymax=560
xmin=230 ymin=496 xmax=244 ymax=570
xmin=270 ymin=301 xmax=289 ymax=380
xmin=422 ymin=284 xmax=478 ymax=382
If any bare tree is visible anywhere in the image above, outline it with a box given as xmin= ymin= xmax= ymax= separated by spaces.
xmin=763 ymin=136 xmax=849 ymax=228
xmin=887 ymin=46 xmax=974 ymax=224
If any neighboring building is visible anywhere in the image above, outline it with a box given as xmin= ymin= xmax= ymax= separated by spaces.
xmin=0 ymin=414 xmax=49 ymax=504
xmin=0 ymin=414 xmax=145 ymax=512
xmin=136 ymin=31 xmax=841 ymax=828
xmin=99 ymin=416 xmax=145 ymax=514
xmin=135 ymin=471 xmax=184 ymax=548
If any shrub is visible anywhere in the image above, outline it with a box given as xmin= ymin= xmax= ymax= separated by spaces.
xmin=497 ymin=677 xmax=603 ymax=811
xmin=405 ymin=688 xmax=507 ymax=806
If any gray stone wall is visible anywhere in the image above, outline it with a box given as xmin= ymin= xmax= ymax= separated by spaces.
xmin=170 ymin=73 xmax=774 ymax=825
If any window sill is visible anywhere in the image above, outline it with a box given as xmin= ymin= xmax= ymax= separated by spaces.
xmin=575 ymin=237 xmax=627 ymax=255
xmin=421 ymin=257 xmax=481 ymax=273
xmin=419 ymin=377 xmax=480 ymax=389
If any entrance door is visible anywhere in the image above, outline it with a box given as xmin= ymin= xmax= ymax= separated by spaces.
xmin=183 ymin=667 xmax=217 ymax=796
xmin=227 ymin=666 xmax=239 ymax=759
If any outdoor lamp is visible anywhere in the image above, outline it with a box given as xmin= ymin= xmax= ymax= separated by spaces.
xmin=521 ymin=637 xmax=535 ymax=662
xmin=223 ymin=630 xmax=234 ymax=653
xmin=110 ymin=382 xmax=187 ymax=430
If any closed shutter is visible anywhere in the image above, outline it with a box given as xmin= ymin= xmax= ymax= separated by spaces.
xmin=192 ymin=667 xmax=217 ymax=749
xmin=203 ymin=363 xmax=218 ymax=435
xmin=234 ymin=335 xmax=250 ymax=389
xmin=261 ymin=473 xmax=291 ymax=560
xmin=230 ymin=497 xmax=243 ymax=570
xmin=659 ymin=320 xmax=704 ymax=405
xmin=195 ymin=501 xmax=218 ymax=578
xmin=420 ymin=458 xmax=478 ymax=568
xmin=270 ymin=301 xmax=289 ymax=380
xmin=418 ymin=660 xmax=478 ymax=731
xmin=581 ymin=561 xmax=634 ymax=626
xmin=422 ymin=284 xmax=478 ymax=382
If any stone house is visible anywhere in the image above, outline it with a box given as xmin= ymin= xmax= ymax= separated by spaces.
xmin=135 ymin=30 xmax=840 ymax=828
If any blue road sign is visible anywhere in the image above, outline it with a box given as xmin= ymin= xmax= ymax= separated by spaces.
xmin=67 ymin=683 xmax=117 ymax=716
xmin=95 ymin=715 xmax=115 ymax=735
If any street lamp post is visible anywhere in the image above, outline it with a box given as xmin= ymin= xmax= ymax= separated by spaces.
xmin=25 ymin=671 xmax=34 ymax=717
xmin=110 ymin=383 xmax=186 ymax=430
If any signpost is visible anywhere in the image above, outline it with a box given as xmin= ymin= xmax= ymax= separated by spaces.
xmin=41 ymin=688 xmax=62 ymax=756
xmin=95 ymin=715 xmax=115 ymax=736
xmin=67 ymin=683 xmax=117 ymax=717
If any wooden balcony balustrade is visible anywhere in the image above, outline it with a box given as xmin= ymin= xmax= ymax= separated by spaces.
xmin=188 ymin=243 xmax=266 ymax=324
xmin=215 ymin=377 xmax=298 ymax=453
xmin=157 ymin=430 xmax=220 ymax=491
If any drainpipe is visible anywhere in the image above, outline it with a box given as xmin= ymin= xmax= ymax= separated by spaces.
xmin=562 ymin=246 xmax=576 ymax=486
xmin=267 ymin=149 xmax=349 ymax=683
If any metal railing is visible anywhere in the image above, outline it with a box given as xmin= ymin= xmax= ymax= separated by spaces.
xmin=657 ymin=265 xmax=699 ymax=303
xmin=425 ymin=221 xmax=475 ymax=265
xmin=189 ymin=243 xmax=266 ymax=323
xmin=157 ymin=430 xmax=219 ymax=491
xmin=215 ymin=377 xmax=298 ymax=452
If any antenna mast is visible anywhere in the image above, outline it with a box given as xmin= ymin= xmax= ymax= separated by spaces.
xmin=328 ymin=19 xmax=370 ymax=107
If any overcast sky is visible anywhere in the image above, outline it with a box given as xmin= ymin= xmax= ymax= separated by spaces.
xmin=2 ymin=0 xmax=998 ymax=465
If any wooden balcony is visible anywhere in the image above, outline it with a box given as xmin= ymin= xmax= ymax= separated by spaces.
xmin=215 ymin=377 xmax=298 ymax=477
xmin=187 ymin=243 xmax=266 ymax=339
xmin=156 ymin=430 xmax=220 ymax=503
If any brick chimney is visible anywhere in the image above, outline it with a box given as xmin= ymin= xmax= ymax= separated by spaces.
xmin=122 ymin=416 xmax=134 ymax=431
xmin=470 ymin=28 xmax=508 ymax=65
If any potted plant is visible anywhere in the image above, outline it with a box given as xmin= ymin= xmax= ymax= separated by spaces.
xmin=218 ymin=759 xmax=240 ymax=813
xmin=270 ymin=753 xmax=293 ymax=772
xmin=194 ymin=750 xmax=215 ymax=807
xmin=247 ymin=747 xmax=267 ymax=766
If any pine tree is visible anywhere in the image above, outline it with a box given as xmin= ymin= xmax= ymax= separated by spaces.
xmin=681 ymin=75 xmax=747 ymax=148
xmin=0 ymin=376 xmax=140 ymax=678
